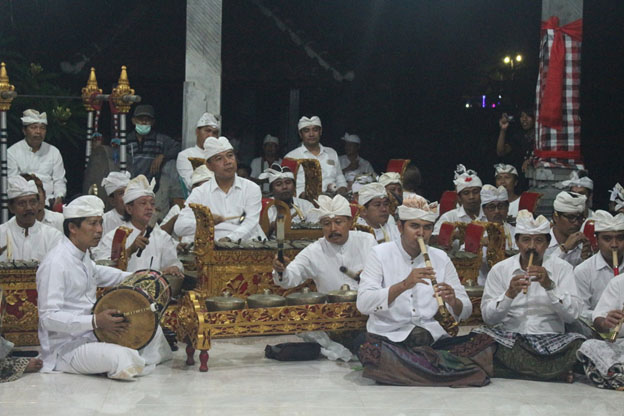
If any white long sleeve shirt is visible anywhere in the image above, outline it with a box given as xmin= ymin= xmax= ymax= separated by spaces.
xmin=592 ymin=275 xmax=624 ymax=339
xmin=37 ymin=237 xmax=130 ymax=372
xmin=8 ymin=139 xmax=67 ymax=199
xmin=575 ymin=252 xmax=623 ymax=321
xmin=338 ymin=155 xmax=375 ymax=183
xmin=432 ymin=205 xmax=486 ymax=235
xmin=284 ymin=144 xmax=347 ymax=196
xmin=481 ymin=254 xmax=581 ymax=334
xmin=102 ymin=209 xmax=126 ymax=237
xmin=272 ymin=230 xmax=376 ymax=293
xmin=546 ymin=228 xmax=584 ymax=267
xmin=41 ymin=208 xmax=64 ymax=232
xmin=176 ymin=145 xmax=207 ymax=191
xmin=267 ymin=197 xmax=318 ymax=224
xmin=93 ymin=222 xmax=183 ymax=273
xmin=0 ymin=218 xmax=62 ymax=261
xmin=174 ymin=175 xmax=266 ymax=241
xmin=357 ymin=241 xmax=472 ymax=343
xmin=357 ymin=215 xmax=400 ymax=243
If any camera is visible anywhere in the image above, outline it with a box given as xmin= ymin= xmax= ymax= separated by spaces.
xmin=506 ymin=115 xmax=515 ymax=122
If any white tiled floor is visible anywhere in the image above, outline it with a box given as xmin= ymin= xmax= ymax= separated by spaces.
xmin=2 ymin=334 xmax=623 ymax=416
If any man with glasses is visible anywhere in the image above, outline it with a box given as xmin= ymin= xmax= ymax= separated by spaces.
xmin=272 ymin=194 xmax=376 ymax=293
xmin=547 ymin=191 xmax=591 ymax=267
xmin=357 ymin=182 xmax=400 ymax=243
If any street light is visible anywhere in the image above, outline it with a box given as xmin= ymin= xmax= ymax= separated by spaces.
xmin=503 ymin=54 xmax=523 ymax=70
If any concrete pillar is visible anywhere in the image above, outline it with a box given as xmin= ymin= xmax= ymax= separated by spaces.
xmin=182 ymin=0 xmax=222 ymax=150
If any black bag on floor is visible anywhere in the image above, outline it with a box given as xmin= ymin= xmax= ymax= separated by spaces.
xmin=265 ymin=342 xmax=321 ymax=361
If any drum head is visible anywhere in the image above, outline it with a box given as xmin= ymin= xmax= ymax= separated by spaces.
xmin=93 ymin=287 xmax=157 ymax=350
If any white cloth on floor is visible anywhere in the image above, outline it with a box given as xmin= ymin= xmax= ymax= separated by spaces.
xmin=284 ymin=144 xmax=347 ymax=196
xmin=0 ymin=218 xmax=62 ymax=261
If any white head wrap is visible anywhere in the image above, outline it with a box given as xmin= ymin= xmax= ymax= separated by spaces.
xmin=397 ymin=195 xmax=439 ymax=223
xmin=453 ymin=164 xmax=482 ymax=192
xmin=123 ymin=175 xmax=156 ymax=204
xmin=297 ymin=116 xmax=322 ymax=131
xmin=341 ymin=133 xmax=361 ymax=144
xmin=556 ymin=170 xmax=594 ymax=191
xmin=101 ymin=171 xmax=131 ymax=196
xmin=196 ymin=112 xmax=220 ymax=129
xmin=591 ymin=210 xmax=624 ymax=233
xmin=203 ymin=136 xmax=234 ymax=160
xmin=480 ymin=185 xmax=508 ymax=206
xmin=494 ymin=163 xmax=518 ymax=176
xmin=610 ymin=183 xmax=624 ymax=211
xmin=515 ymin=209 xmax=551 ymax=235
xmin=7 ymin=176 xmax=38 ymax=200
xmin=359 ymin=183 xmax=388 ymax=206
xmin=63 ymin=195 xmax=104 ymax=219
xmin=311 ymin=195 xmax=351 ymax=219
xmin=263 ymin=134 xmax=279 ymax=145
xmin=21 ymin=109 xmax=47 ymax=126
xmin=258 ymin=165 xmax=295 ymax=184
xmin=553 ymin=191 xmax=587 ymax=213
xmin=191 ymin=165 xmax=214 ymax=186
xmin=351 ymin=174 xmax=374 ymax=194
xmin=378 ymin=172 xmax=402 ymax=187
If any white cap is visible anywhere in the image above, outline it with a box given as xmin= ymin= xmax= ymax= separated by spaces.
xmin=196 ymin=112 xmax=220 ymax=129
xmin=515 ymin=210 xmax=551 ymax=235
xmin=591 ymin=210 xmax=624 ymax=233
xmin=101 ymin=171 xmax=131 ymax=196
xmin=263 ymin=134 xmax=279 ymax=145
xmin=203 ymin=136 xmax=234 ymax=160
xmin=258 ymin=165 xmax=294 ymax=184
xmin=494 ymin=163 xmax=518 ymax=176
xmin=378 ymin=172 xmax=402 ymax=187
xmin=123 ymin=175 xmax=156 ymax=204
xmin=397 ymin=195 xmax=439 ymax=223
xmin=556 ymin=170 xmax=594 ymax=191
xmin=480 ymin=185 xmax=508 ymax=206
xmin=298 ymin=116 xmax=322 ymax=130
xmin=453 ymin=164 xmax=482 ymax=192
xmin=341 ymin=133 xmax=361 ymax=144
xmin=358 ymin=183 xmax=388 ymax=206
xmin=611 ymin=183 xmax=624 ymax=211
xmin=21 ymin=109 xmax=47 ymax=126
xmin=553 ymin=191 xmax=587 ymax=213
xmin=7 ymin=176 xmax=38 ymax=200
xmin=191 ymin=165 xmax=214 ymax=186
xmin=63 ymin=195 xmax=104 ymax=219
xmin=311 ymin=195 xmax=351 ymax=219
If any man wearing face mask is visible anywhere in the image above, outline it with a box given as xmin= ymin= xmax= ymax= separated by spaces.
xmin=126 ymin=104 xmax=180 ymax=184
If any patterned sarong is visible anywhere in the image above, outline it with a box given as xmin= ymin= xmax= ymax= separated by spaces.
xmin=472 ymin=326 xmax=586 ymax=354
xmin=577 ymin=339 xmax=624 ymax=390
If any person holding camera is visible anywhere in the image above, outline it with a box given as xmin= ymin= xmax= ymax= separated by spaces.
xmin=496 ymin=108 xmax=536 ymax=174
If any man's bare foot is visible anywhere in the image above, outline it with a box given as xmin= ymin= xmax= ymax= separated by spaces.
xmin=25 ymin=358 xmax=42 ymax=373
xmin=560 ymin=370 xmax=574 ymax=383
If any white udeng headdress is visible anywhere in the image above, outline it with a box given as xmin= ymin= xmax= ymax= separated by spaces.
xmin=297 ymin=116 xmax=322 ymax=130
xmin=611 ymin=183 xmax=624 ymax=211
xmin=21 ymin=109 xmax=47 ymax=126
xmin=453 ymin=164 xmax=482 ymax=192
xmin=358 ymin=183 xmax=388 ymax=206
xmin=123 ymin=175 xmax=156 ymax=204
xmin=553 ymin=191 xmax=587 ymax=213
xmin=378 ymin=172 xmax=402 ymax=187
xmin=556 ymin=170 xmax=594 ymax=191
xmin=258 ymin=164 xmax=295 ymax=184
xmin=203 ymin=136 xmax=234 ymax=160
xmin=263 ymin=134 xmax=279 ymax=145
xmin=191 ymin=165 xmax=214 ymax=186
xmin=63 ymin=195 xmax=104 ymax=219
xmin=311 ymin=195 xmax=351 ymax=219
xmin=341 ymin=133 xmax=361 ymax=144
xmin=494 ymin=163 xmax=518 ymax=176
xmin=196 ymin=112 xmax=220 ymax=129
xmin=480 ymin=184 xmax=508 ymax=206
xmin=101 ymin=171 xmax=131 ymax=196
xmin=7 ymin=176 xmax=38 ymax=199
xmin=515 ymin=210 xmax=550 ymax=235
xmin=397 ymin=195 xmax=439 ymax=223
xmin=591 ymin=210 xmax=624 ymax=233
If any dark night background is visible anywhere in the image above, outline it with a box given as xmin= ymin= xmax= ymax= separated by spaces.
xmin=0 ymin=0 xmax=622 ymax=208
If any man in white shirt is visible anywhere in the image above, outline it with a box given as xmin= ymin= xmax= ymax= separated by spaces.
xmin=356 ymin=182 xmax=400 ymax=243
xmin=433 ymin=164 xmax=486 ymax=236
xmin=21 ymin=173 xmax=64 ymax=232
xmin=176 ymin=112 xmax=219 ymax=192
xmin=94 ymin=175 xmax=183 ymax=275
xmin=101 ymin=171 xmax=131 ymax=236
xmin=338 ymin=133 xmax=375 ymax=190
xmin=546 ymin=191 xmax=591 ymax=267
xmin=477 ymin=209 xmax=583 ymax=382
xmin=0 ymin=176 xmax=62 ymax=261
xmin=250 ymin=135 xmax=282 ymax=194
xmin=284 ymin=116 xmax=347 ymax=197
xmin=272 ymin=195 xmax=376 ymax=293
xmin=494 ymin=164 xmax=520 ymax=218
xmin=8 ymin=109 xmax=66 ymax=207
xmin=37 ymin=196 xmax=171 ymax=380
xmin=174 ymin=136 xmax=266 ymax=242
xmin=378 ymin=172 xmax=403 ymax=199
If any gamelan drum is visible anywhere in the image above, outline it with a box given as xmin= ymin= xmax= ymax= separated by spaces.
xmin=93 ymin=269 xmax=171 ymax=350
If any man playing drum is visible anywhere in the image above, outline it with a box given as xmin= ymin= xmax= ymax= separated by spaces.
xmin=37 ymin=196 xmax=172 ymax=380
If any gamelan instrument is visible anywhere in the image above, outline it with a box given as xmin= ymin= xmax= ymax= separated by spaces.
xmin=93 ymin=269 xmax=171 ymax=349
xmin=136 ymin=226 xmax=153 ymax=258
xmin=523 ymin=252 xmax=534 ymax=295
xmin=417 ymin=237 xmax=459 ymax=336
xmin=276 ymin=214 xmax=285 ymax=281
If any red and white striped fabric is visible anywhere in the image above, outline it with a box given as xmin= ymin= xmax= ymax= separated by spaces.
xmin=533 ymin=16 xmax=584 ymax=169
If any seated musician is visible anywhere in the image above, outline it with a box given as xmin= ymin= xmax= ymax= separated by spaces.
xmin=0 ymin=176 xmax=62 ymax=261
xmin=493 ymin=163 xmax=520 ymax=218
xmin=477 ymin=210 xmax=584 ymax=382
xmin=573 ymin=211 xmax=624 ymax=336
xmin=378 ymin=172 xmax=403 ymax=200
xmin=260 ymin=164 xmax=317 ymax=231
xmin=174 ymin=136 xmax=266 ymax=242
xmin=37 ymin=196 xmax=171 ymax=380
xmin=176 ymin=112 xmax=219 ymax=192
xmin=547 ymin=191 xmax=591 ymax=267
xmin=272 ymin=194 xmax=376 ymax=293
xmin=557 ymin=170 xmax=594 ymax=218
xmin=101 ymin=171 xmax=131 ymax=236
xmin=20 ymin=173 xmax=64 ymax=232
xmin=94 ymin=175 xmax=183 ymax=276
xmin=433 ymin=164 xmax=486 ymax=236
xmin=356 ymin=182 xmax=400 ymax=243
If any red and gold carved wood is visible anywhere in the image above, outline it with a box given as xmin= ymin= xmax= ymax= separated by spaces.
xmin=0 ymin=268 xmax=39 ymax=346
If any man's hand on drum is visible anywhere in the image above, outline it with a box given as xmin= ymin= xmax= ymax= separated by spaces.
xmin=129 ymin=235 xmax=150 ymax=255
xmin=272 ymin=255 xmax=291 ymax=273
xmin=96 ymin=309 xmax=129 ymax=335
xmin=162 ymin=265 xmax=184 ymax=278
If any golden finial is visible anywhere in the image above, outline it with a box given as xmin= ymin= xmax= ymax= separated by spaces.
xmin=111 ymin=65 xmax=136 ymax=114
xmin=0 ymin=62 xmax=16 ymax=111
xmin=81 ymin=67 xmax=103 ymax=111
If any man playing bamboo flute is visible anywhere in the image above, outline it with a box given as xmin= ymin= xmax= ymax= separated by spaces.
xmin=476 ymin=209 xmax=584 ymax=382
